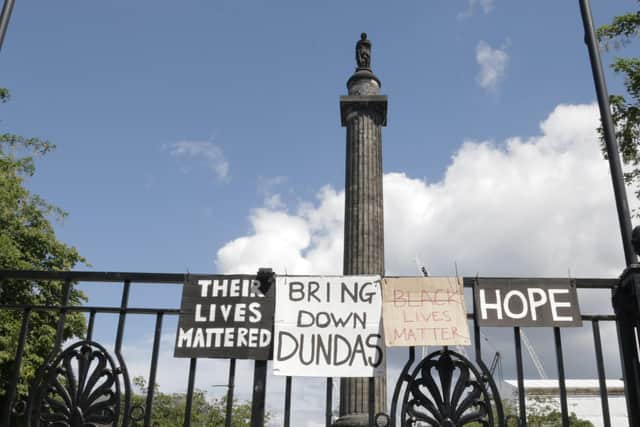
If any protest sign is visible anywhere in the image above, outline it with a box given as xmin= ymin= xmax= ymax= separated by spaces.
xmin=273 ymin=275 xmax=385 ymax=377
xmin=382 ymin=277 xmax=470 ymax=347
xmin=174 ymin=274 xmax=275 ymax=360
xmin=474 ymin=278 xmax=582 ymax=327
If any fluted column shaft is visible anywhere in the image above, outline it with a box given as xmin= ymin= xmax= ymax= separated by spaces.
xmin=343 ymin=110 xmax=384 ymax=276
xmin=338 ymin=95 xmax=387 ymax=424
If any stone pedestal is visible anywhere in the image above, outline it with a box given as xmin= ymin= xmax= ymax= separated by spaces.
xmin=334 ymin=33 xmax=388 ymax=427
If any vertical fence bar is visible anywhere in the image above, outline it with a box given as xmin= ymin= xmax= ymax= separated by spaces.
xmin=390 ymin=346 xmax=415 ymax=427
xmin=115 ymin=280 xmax=131 ymax=353
xmin=614 ymin=313 xmax=640 ymax=425
xmin=225 ymin=359 xmax=236 ymax=427
xmin=115 ymin=280 xmax=132 ymax=427
xmin=284 ymin=376 xmax=292 ymax=427
xmin=250 ymin=360 xmax=268 ymax=427
xmin=325 ymin=378 xmax=333 ymax=427
xmin=1 ymin=307 xmax=31 ymax=426
xmin=86 ymin=309 xmax=96 ymax=341
xmin=592 ymin=320 xmax=611 ymax=427
xmin=143 ymin=311 xmax=164 ymax=427
xmin=0 ymin=0 xmax=15 ymax=50
xmin=368 ymin=377 xmax=375 ymax=425
xmin=514 ymin=327 xmax=526 ymax=427
xmin=53 ymin=279 xmax=72 ymax=350
xmin=554 ymin=327 xmax=569 ymax=427
xmin=183 ymin=358 xmax=197 ymax=427
xmin=473 ymin=279 xmax=482 ymax=362
xmin=250 ymin=268 xmax=272 ymax=427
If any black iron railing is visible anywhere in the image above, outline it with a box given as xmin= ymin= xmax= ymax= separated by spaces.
xmin=0 ymin=270 xmax=620 ymax=427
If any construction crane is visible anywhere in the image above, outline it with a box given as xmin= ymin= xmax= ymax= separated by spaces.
xmin=489 ymin=352 xmax=501 ymax=373
xmin=519 ymin=329 xmax=549 ymax=379
xmin=488 ymin=351 xmax=502 ymax=379
xmin=414 ymin=256 xmax=429 ymax=278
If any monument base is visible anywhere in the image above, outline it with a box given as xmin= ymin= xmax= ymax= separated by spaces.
xmin=332 ymin=413 xmax=369 ymax=427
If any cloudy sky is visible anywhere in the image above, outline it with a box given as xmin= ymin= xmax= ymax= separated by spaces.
xmin=3 ymin=0 xmax=640 ymax=425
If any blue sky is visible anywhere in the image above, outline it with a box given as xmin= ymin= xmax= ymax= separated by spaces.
xmin=3 ymin=0 xmax=639 ymax=425
xmin=3 ymin=0 xmax=633 ymax=274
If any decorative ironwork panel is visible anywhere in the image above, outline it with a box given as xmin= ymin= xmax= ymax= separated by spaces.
xmin=392 ymin=348 xmax=506 ymax=427
xmin=25 ymin=340 xmax=130 ymax=427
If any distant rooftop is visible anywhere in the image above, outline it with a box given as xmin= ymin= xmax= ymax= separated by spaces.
xmin=503 ymin=379 xmax=625 ymax=396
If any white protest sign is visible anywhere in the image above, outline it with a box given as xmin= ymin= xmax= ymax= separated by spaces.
xmin=273 ymin=275 xmax=385 ymax=377
xmin=382 ymin=277 xmax=470 ymax=347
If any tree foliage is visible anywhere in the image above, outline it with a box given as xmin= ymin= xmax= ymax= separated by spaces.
xmin=468 ymin=396 xmax=593 ymax=427
xmin=596 ymin=4 xmax=640 ymax=202
xmin=130 ymin=377 xmax=265 ymax=427
xmin=524 ymin=395 xmax=594 ymax=427
xmin=0 ymin=88 xmax=87 ymax=402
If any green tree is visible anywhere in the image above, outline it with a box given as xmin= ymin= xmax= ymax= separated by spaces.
xmin=596 ymin=4 xmax=640 ymax=203
xmin=469 ymin=397 xmax=593 ymax=427
xmin=0 ymin=89 xmax=87 ymax=406
xmin=130 ymin=376 xmax=266 ymax=427
xmin=525 ymin=395 xmax=594 ymax=427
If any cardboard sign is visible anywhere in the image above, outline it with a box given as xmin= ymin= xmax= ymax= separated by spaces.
xmin=382 ymin=277 xmax=470 ymax=347
xmin=273 ymin=276 xmax=385 ymax=377
xmin=474 ymin=278 xmax=582 ymax=327
xmin=174 ymin=275 xmax=275 ymax=360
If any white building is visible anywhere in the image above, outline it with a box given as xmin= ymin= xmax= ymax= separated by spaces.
xmin=502 ymin=379 xmax=627 ymax=427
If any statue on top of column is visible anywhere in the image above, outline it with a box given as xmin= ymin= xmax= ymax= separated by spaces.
xmin=356 ymin=33 xmax=371 ymax=69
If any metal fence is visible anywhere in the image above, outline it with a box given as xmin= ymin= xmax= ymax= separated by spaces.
xmin=0 ymin=270 xmax=620 ymax=427
xmin=462 ymin=276 xmax=618 ymax=427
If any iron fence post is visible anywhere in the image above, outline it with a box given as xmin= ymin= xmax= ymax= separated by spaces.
xmin=249 ymin=268 xmax=274 ymax=427
xmin=250 ymin=360 xmax=267 ymax=427
xmin=579 ymin=0 xmax=636 ymax=265
xmin=0 ymin=0 xmax=15 ymax=51
xmin=1 ymin=307 xmax=30 ymax=427
xmin=225 ymin=359 xmax=236 ymax=427
xmin=579 ymin=0 xmax=640 ymax=424
xmin=614 ymin=267 xmax=640 ymax=425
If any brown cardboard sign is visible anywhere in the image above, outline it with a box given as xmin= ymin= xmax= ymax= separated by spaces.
xmin=382 ymin=277 xmax=470 ymax=347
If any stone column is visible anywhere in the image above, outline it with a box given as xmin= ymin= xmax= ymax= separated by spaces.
xmin=335 ymin=33 xmax=388 ymax=427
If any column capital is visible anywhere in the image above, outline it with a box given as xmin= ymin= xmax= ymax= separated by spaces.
xmin=340 ymin=95 xmax=388 ymax=127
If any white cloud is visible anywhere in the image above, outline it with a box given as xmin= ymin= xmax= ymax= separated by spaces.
xmin=74 ymin=101 xmax=633 ymax=427
xmin=476 ymin=40 xmax=509 ymax=90
xmin=204 ymin=102 xmax=634 ymax=425
xmin=458 ymin=0 xmax=495 ymax=19
xmin=216 ymin=103 xmax=631 ymax=279
xmin=64 ymin=99 xmax=634 ymax=427
xmin=216 ymin=185 xmax=344 ymax=275
xmin=110 ymin=102 xmax=634 ymax=427
xmin=168 ymin=140 xmax=229 ymax=182
xmin=258 ymin=176 xmax=288 ymax=209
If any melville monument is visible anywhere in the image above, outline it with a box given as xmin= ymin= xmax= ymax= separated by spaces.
xmin=336 ymin=32 xmax=388 ymax=426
